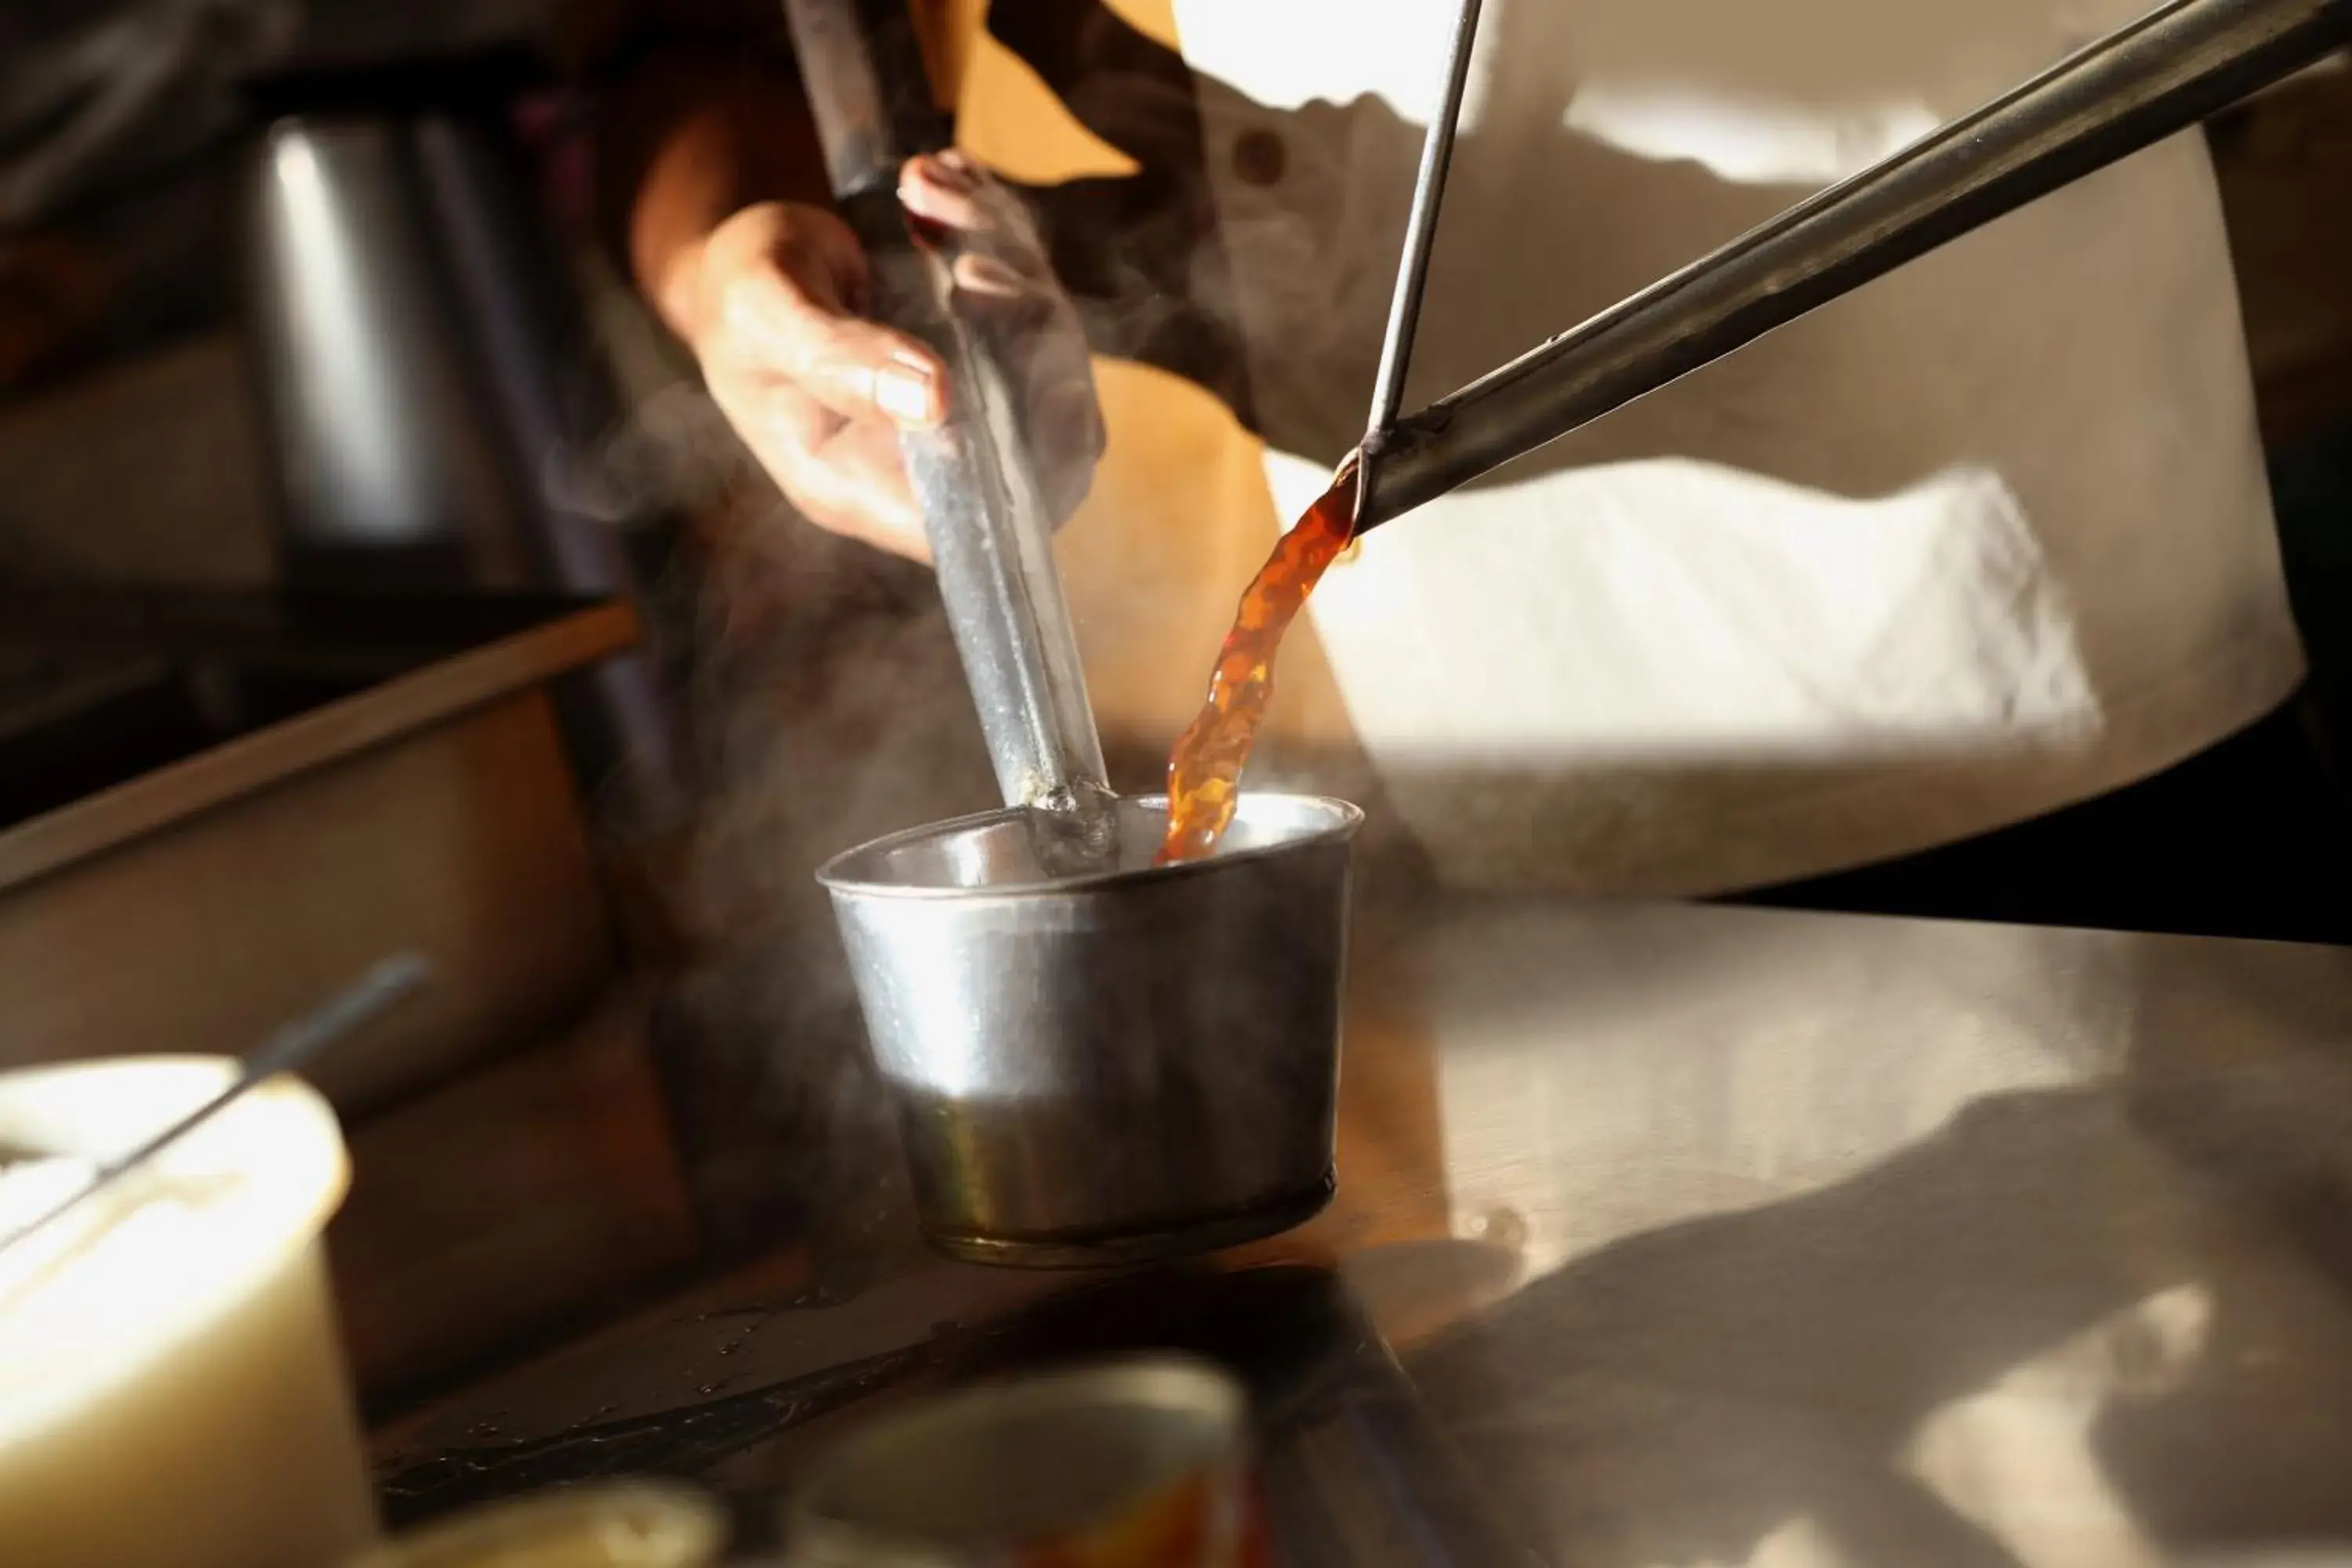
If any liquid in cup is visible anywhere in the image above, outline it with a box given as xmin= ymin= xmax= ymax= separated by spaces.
xmin=0 ymin=1056 xmax=376 ymax=1567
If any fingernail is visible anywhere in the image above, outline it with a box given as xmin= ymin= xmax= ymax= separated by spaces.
xmin=958 ymin=254 xmax=1024 ymax=296
xmin=918 ymin=153 xmax=978 ymax=195
xmin=876 ymin=363 xmax=939 ymax=423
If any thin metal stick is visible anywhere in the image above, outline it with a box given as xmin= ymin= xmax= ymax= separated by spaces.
xmin=1353 ymin=0 xmax=2352 ymax=534
xmin=1359 ymin=0 xmax=1485 ymax=510
xmin=1 ymin=953 xmax=431 ymax=1257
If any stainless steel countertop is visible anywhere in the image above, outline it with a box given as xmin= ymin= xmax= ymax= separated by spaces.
xmin=375 ymin=897 xmax=2352 ymax=1565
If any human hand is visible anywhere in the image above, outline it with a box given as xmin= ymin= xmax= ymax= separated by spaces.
xmin=674 ymin=151 xmax=1103 ymax=560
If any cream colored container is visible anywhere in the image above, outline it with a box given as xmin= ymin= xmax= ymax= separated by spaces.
xmin=345 ymin=1483 xmax=727 ymax=1567
xmin=0 ymin=1055 xmax=376 ymax=1567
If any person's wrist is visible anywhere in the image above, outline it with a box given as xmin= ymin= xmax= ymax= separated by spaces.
xmin=659 ymin=202 xmax=772 ymax=356
xmin=654 ymin=227 xmax=721 ymax=350
xmin=673 ymin=227 xmax=734 ymax=352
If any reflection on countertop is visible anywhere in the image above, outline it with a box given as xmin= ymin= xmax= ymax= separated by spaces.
xmin=375 ymin=895 xmax=2352 ymax=1566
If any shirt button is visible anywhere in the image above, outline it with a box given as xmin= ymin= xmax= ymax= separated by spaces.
xmin=1232 ymin=129 xmax=1287 ymax=187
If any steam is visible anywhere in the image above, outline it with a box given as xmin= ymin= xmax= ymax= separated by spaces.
xmin=671 ymin=524 xmax=998 ymax=1261
xmin=564 ymin=206 xmax=1417 ymax=1263
xmin=575 ymin=272 xmax=1003 ymax=1262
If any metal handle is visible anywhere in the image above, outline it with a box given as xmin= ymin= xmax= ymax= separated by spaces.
xmin=1356 ymin=0 xmax=2352 ymax=533
xmin=782 ymin=0 xmax=1112 ymax=822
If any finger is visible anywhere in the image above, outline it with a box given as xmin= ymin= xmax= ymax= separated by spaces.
xmin=952 ymin=252 xmax=1032 ymax=302
xmin=949 ymin=252 xmax=1061 ymax=338
xmin=708 ymin=374 xmax=931 ymax=560
xmin=898 ymin=153 xmax=1052 ymax=280
xmin=717 ymin=263 xmax=947 ymax=428
xmin=898 ymin=151 xmax=988 ymax=235
xmin=770 ymin=203 xmax=873 ymax=316
xmin=791 ymin=418 xmax=935 ymax=561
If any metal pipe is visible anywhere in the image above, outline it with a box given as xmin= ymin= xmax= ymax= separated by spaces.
xmin=781 ymin=0 xmax=1113 ymax=828
xmin=1356 ymin=0 xmax=2352 ymax=534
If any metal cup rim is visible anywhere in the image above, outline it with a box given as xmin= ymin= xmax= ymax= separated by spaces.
xmin=815 ymin=792 xmax=1363 ymax=902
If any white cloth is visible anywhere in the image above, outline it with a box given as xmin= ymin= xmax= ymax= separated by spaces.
xmin=1171 ymin=0 xmax=2304 ymax=895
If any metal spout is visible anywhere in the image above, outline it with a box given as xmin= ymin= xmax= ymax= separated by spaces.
xmin=1356 ymin=0 xmax=2352 ymax=534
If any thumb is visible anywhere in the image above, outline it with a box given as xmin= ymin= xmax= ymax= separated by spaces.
xmin=718 ymin=253 xmax=949 ymax=430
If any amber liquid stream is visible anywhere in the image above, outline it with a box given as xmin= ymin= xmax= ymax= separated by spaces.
xmin=1156 ymin=470 xmax=1358 ymax=864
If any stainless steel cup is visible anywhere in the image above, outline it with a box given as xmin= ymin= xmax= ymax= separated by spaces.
xmin=785 ymin=1357 xmax=1260 ymax=1568
xmin=787 ymin=2 xmax=1357 ymax=1269
xmin=818 ymin=793 xmax=1360 ymax=1267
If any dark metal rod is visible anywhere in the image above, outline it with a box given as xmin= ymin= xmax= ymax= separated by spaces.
xmin=1363 ymin=0 xmax=1486 ymax=456
xmin=1356 ymin=0 xmax=2352 ymax=534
